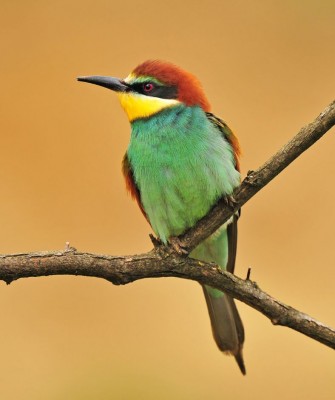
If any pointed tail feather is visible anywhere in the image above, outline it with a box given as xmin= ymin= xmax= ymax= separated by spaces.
xmin=192 ymin=216 xmax=245 ymax=374
xmin=203 ymin=286 xmax=246 ymax=375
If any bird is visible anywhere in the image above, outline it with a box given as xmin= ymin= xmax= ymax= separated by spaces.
xmin=77 ymin=60 xmax=245 ymax=374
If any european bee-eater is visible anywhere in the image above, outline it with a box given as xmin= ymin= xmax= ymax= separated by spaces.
xmin=78 ymin=60 xmax=245 ymax=374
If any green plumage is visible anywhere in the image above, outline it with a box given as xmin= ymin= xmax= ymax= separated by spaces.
xmin=127 ymin=104 xmax=246 ymax=374
xmin=128 ymin=105 xmax=240 ymax=243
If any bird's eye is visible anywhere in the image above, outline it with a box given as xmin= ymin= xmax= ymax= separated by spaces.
xmin=143 ymin=82 xmax=154 ymax=93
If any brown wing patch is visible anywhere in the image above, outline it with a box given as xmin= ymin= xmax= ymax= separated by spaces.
xmin=122 ymin=153 xmax=150 ymax=223
xmin=206 ymin=112 xmax=241 ymax=172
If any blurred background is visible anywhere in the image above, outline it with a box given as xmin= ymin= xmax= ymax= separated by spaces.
xmin=0 ymin=0 xmax=334 ymax=399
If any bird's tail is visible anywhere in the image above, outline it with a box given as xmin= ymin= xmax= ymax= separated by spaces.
xmin=191 ymin=217 xmax=245 ymax=374
xmin=202 ymin=285 xmax=245 ymax=375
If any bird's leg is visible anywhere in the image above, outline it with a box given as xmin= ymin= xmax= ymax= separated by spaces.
xmin=169 ymin=236 xmax=189 ymax=255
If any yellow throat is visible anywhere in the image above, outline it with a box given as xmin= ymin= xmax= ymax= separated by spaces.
xmin=117 ymin=92 xmax=180 ymax=122
xmin=117 ymin=74 xmax=180 ymax=122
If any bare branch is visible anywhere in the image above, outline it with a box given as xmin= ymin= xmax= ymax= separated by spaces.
xmin=0 ymin=249 xmax=334 ymax=349
xmin=0 ymin=100 xmax=334 ymax=351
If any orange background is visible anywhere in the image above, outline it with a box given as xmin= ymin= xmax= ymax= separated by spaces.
xmin=0 ymin=1 xmax=334 ymax=399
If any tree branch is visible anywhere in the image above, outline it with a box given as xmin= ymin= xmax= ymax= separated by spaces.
xmin=0 ymin=100 xmax=334 ymax=350
xmin=0 ymin=249 xmax=334 ymax=349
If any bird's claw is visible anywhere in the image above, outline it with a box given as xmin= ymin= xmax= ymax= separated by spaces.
xmin=223 ymin=194 xmax=237 ymax=209
xmin=169 ymin=236 xmax=189 ymax=255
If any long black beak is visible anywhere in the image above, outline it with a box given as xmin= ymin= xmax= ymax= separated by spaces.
xmin=77 ymin=76 xmax=129 ymax=92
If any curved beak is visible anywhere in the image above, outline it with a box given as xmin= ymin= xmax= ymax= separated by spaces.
xmin=77 ymin=76 xmax=129 ymax=92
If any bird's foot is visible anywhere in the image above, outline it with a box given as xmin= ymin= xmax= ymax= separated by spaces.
xmin=223 ymin=194 xmax=237 ymax=209
xmin=169 ymin=236 xmax=189 ymax=255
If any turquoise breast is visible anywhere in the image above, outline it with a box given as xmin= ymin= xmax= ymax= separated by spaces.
xmin=127 ymin=105 xmax=240 ymax=243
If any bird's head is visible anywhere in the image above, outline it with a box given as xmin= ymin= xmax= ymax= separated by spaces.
xmin=78 ymin=60 xmax=211 ymax=122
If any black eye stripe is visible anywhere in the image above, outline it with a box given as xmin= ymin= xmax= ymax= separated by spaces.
xmin=130 ymin=82 xmax=178 ymax=100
